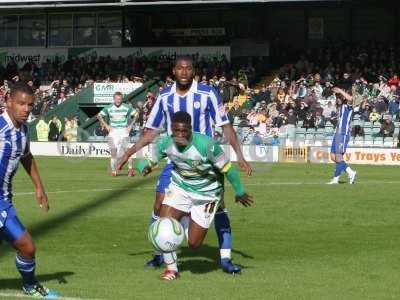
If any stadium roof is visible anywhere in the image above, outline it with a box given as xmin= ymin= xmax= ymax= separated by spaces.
xmin=0 ymin=0 xmax=343 ymax=9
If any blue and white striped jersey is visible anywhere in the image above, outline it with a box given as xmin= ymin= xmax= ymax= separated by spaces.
xmin=0 ymin=111 xmax=29 ymax=209
xmin=145 ymin=81 xmax=230 ymax=137
xmin=336 ymin=104 xmax=353 ymax=136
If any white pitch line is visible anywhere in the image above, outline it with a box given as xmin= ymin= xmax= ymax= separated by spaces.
xmin=0 ymin=291 xmax=101 ymax=300
xmin=13 ymin=180 xmax=400 ymax=197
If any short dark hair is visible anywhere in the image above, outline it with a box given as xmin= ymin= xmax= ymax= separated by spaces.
xmin=114 ymin=91 xmax=123 ymax=97
xmin=172 ymin=111 xmax=191 ymax=125
xmin=174 ymin=55 xmax=193 ymax=67
xmin=10 ymin=82 xmax=34 ymax=98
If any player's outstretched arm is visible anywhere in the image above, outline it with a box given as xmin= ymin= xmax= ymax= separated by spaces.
xmin=333 ymin=87 xmax=353 ymax=104
xmin=117 ymin=128 xmax=159 ymax=171
xmin=21 ymin=153 xmax=49 ymax=212
xmin=222 ymin=162 xmax=253 ymax=207
xmin=222 ymin=123 xmax=252 ymax=176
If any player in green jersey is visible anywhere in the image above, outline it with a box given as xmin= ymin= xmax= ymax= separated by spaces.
xmin=137 ymin=111 xmax=253 ymax=280
xmin=97 ymin=92 xmax=136 ymax=176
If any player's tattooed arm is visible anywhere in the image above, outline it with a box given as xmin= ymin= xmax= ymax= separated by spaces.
xmin=222 ymin=123 xmax=252 ymax=176
xmin=97 ymin=114 xmax=111 ymax=132
xmin=222 ymin=162 xmax=253 ymax=207
xmin=21 ymin=153 xmax=49 ymax=212
xmin=117 ymin=128 xmax=159 ymax=171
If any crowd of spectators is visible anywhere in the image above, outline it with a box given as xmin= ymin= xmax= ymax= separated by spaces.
xmin=2 ymin=41 xmax=400 ymax=147
xmin=214 ymin=41 xmax=400 ymax=145
xmin=0 ymin=53 xmax=251 ymax=118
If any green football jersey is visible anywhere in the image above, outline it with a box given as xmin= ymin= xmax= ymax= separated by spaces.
xmin=156 ymin=133 xmax=231 ymax=197
xmin=99 ymin=103 xmax=134 ymax=128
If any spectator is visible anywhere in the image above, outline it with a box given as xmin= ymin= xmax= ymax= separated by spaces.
xmin=36 ymin=117 xmax=49 ymax=142
xmin=369 ymin=108 xmax=381 ymax=123
xmin=228 ymin=97 xmax=243 ymax=125
xmin=48 ymin=115 xmax=61 ymax=141
xmin=315 ymin=111 xmax=326 ymax=128
xmin=302 ymin=112 xmax=315 ymax=129
xmin=95 ymin=123 xmax=108 ymax=137
xmin=287 ymin=109 xmax=297 ymax=125
xmin=378 ymin=116 xmax=395 ymax=137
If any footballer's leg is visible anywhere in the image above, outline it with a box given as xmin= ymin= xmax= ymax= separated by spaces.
xmin=342 ymin=135 xmax=357 ymax=184
xmin=2 ymin=206 xmax=59 ymax=298
xmin=145 ymin=163 xmax=173 ymax=268
xmin=214 ymin=198 xmax=241 ymax=274
xmin=121 ymin=132 xmax=135 ymax=177
xmin=158 ymin=204 xmax=186 ymax=280
xmin=107 ymin=132 xmax=118 ymax=176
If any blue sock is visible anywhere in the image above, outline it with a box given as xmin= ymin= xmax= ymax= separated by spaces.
xmin=334 ymin=162 xmax=342 ymax=177
xmin=16 ymin=255 xmax=37 ymax=288
xmin=214 ymin=208 xmax=232 ymax=261
xmin=335 ymin=161 xmax=348 ymax=177
xmin=341 ymin=161 xmax=348 ymax=171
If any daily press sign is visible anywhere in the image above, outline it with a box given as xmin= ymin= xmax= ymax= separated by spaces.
xmin=93 ymin=83 xmax=142 ymax=103
xmin=0 ymin=46 xmax=230 ymax=67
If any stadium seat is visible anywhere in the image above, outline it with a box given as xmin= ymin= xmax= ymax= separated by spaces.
xmin=286 ymin=125 xmax=296 ymax=140
xmin=384 ymin=137 xmax=395 ymax=147
xmin=363 ymin=127 xmax=372 ymax=135
xmin=354 ymin=136 xmax=364 ymax=146
xmin=373 ymin=137 xmax=384 ymax=147
xmin=364 ymin=122 xmax=372 ymax=128
xmin=363 ymin=135 xmax=374 ymax=146
xmin=372 ymin=126 xmax=381 ymax=135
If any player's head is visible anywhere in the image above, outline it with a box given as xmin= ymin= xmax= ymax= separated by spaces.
xmin=173 ymin=55 xmax=194 ymax=91
xmin=113 ymin=92 xmax=123 ymax=107
xmin=171 ymin=111 xmax=192 ymax=146
xmin=7 ymin=82 xmax=34 ymax=126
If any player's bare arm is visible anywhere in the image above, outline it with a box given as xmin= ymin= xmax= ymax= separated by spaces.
xmin=97 ymin=113 xmax=111 ymax=132
xmin=21 ymin=152 xmax=49 ymax=212
xmin=222 ymin=123 xmax=252 ymax=176
xmin=117 ymin=128 xmax=159 ymax=170
xmin=333 ymin=87 xmax=353 ymax=104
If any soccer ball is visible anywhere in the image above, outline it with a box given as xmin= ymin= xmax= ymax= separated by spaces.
xmin=148 ymin=217 xmax=185 ymax=252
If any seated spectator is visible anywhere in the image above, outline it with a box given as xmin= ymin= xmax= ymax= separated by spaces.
xmin=302 ymin=112 xmax=315 ymax=129
xmin=228 ymin=97 xmax=242 ymax=124
xmin=286 ymin=109 xmax=297 ymax=125
xmin=378 ymin=116 xmax=395 ymax=137
xmin=95 ymin=124 xmax=108 ymax=137
xmin=314 ymin=111 xmax=326 ymax=128
xmin=369 ymin=108 xmax=381 ymax=123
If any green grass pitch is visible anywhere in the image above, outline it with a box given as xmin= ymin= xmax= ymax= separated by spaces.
xmin=0 ymin=157 xmax=399 ymax=299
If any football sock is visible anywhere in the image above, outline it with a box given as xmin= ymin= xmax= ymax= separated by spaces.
xmin=127 ymin=157 xmax=133 ymax=169
xmin=340 ymin=161 xmax=348 ymax=173
xmin=180 ymin=216 xmax=189 ymax=241
xmin=110 ymin=158 xmax=116 ymax=172
xmin=16 ymin=255 xmax=37 ymax=288
xmin=345 ymin=166 xmax=354 ymax=174
xmin=214 ymin=208 xmax=232 ymax=260
xmin=334 ymin=162 xmax=342 ymax=177
xmin=163 ymin=251 xmax=178 ymax=272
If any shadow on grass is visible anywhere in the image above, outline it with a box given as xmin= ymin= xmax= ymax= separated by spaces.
xmin=0 ymin=175 xmax=156 ymax=259
xmin=0 ymin=271 xmax=74 ymax=290
xmin=179 ymin=244 xmax=254 ymax=274
xmin=127 ymin=244 xmax=254 ymax=274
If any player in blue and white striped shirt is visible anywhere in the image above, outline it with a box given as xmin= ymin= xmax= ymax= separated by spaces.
xmin=118 ymin=56 xmax=252 ymax=274
xmin=328 ymin=87 xmax=357 ymax=184
xmin=0 ymin=82 xmax=59 ymax=298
